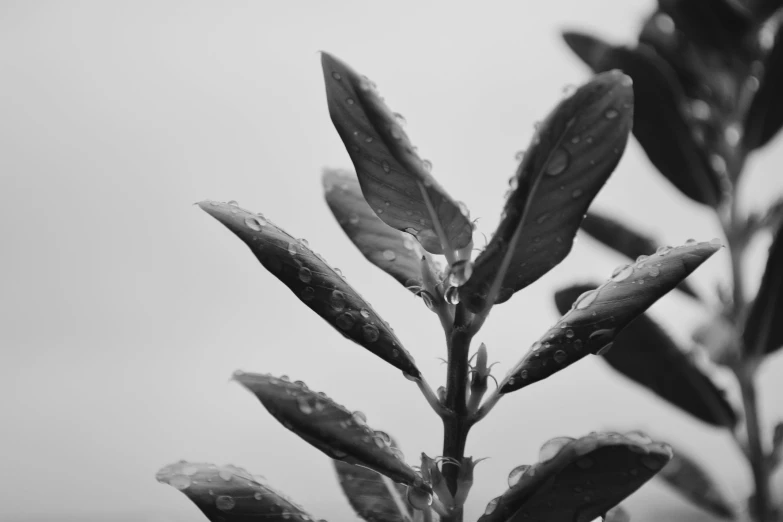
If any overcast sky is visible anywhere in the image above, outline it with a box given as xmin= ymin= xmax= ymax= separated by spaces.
xmin=2 ymin=1 xmax=783 ymax=521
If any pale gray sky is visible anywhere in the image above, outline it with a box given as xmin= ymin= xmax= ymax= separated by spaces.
xmin=2 ymin=1 xmax=783 ymax=521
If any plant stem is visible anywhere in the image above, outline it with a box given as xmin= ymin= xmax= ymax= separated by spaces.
xmin=441 ymin=303 xmax=473 ymax=522
xmin=737 ymin=365 xmax=772 ymax=522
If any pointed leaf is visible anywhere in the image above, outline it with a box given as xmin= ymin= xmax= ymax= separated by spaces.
xmin=745 ymin=25 xmax=783 ymax=150
xmin=235 ymin=372 xmax=426 ymax=489
xmin=557 ymin=285 xmax=735 ymax=427
xmin=478 ymin=431 xmax=672 ymax=522
xmin=323 ymin=169 xmax=424 ymax=292
xmin=334 ymin=438 xmax=413 ymax=522
xmin=156 ymin=461 xmax=313 ymax=522
xmin=743 ymin=221 xmax=783 ymax=356
xmin=459 ymin=70 xmax=634 ymax=312
xmin=563 ymin=33 xmax=722 ymax=207
xmin=321 ymin=52 xmax=472 ymax=256
xmin=580 ymin=211 xmax=698 ymax=298
xmin=499 ymin=240 xmax=721 ymax=393
xmin=656 ymin=443 xmax=735 ymax=519
xmin=198 ymin=201 xmax=419 ymax=378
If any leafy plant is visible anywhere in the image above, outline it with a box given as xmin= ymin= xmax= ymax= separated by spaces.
xmin=154 ymin=8 xmax=780 ymax=518
xmin=560 ymin=0 xmax=783 ymax=521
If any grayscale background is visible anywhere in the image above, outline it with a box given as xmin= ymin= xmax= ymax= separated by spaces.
xmin=1 ymin=1 xmax=782 ymax=521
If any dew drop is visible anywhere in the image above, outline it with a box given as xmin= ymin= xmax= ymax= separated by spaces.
xmin=573 ymin=339 xmax=583 ymax=350
xmin=641 ymin=455 xmax=664 ymax=470
xmin=288 ymin=242 xmax=298 ymax=256
xmin=297 ymin=397 xmax=314 ymax=414
xmin=362 ymin=324 xmax=379 ymax=343
xmin=710 ymin=237 xmax=723 ymax=246
xmin=445 ymin=286 xmax=460 ymax=305
xmin=571 ymin=188 xmax=583 ymax=199
xmin=554 ymin=350 xmax=567 ymax=364
xmin=336 ymin=312 xmax=355 ymax=331
xmin=625 ymin=431 xmax=652 ymax=444
xmin=448 ymin=260 xmax=473 ymax=287
xmin=298 ymin=267 xmax=312 ymax=283
xmin=227 ymin=200 xmax=239 ymax=207
xmin=218 ymin=468 xmax=233 ymax=481
xmin=508 ymin=465 xmax=531 ymax=488
xmin=216 ymin=495 xmax=236 ymax=511
xmin=565 ymin=329 xmax=574 ymax=338
xmin=169 ymin=474 xmax=191 ymax=490
xmin=484 ymin=497 xmax=500 ymax=515
xmin=604 ymin=108 xmax=619 ymax=120
xmin=382 ymin=249 xmax=397 ymax=261
xmin=254 ymin=492 xmax=263 ymax=501
xmin=725 ymin=124 xmax=742 ymax=147
xmin=183 ymin=465 xmax=200 ymax=476
xmin=365 ymin=136 xmax=373 ymax=143
xmin=656 ymin=245 xmax=672 ymax=255
xmin=571 ymin=135 xmax=581 ymax=144
xmin=352 ymin=411 xmax=367 ymax=425
xmin=575 ymin=289 xmax=598 ymax=310
xmin=360 ymin=308 xmax=371 ymax=319
xmin=330 ymin=290 xmax=346 ymax=311
xmin=649 ymin=267 xmax=660 ymax=277
xmin=539 ymin=437 xmax=574 ymax=462
xmin=546 ymin=149 xmax=569 ymax=176
xmin=515 ymin=150 xmax=526 ymax=161
xmin=420 ymin=291 xmax=435 ymax=310
xmin=381 ymin=160 xmax=391 ymax=173
xmin=331 ymin=72 xmax=342 ymax=80
xmin=610 ymin=264 xmax=633 ymax=282
xmin=346 ymin=97 xmax=355 ymax=105
xmin=245 ymin=217 xmax=264 ymax=231
xmin=422 ymin=159 xmax=432 ymax=171
xmin=655 ymin=13 xmax=675 ymax=34
xmin=636 ymin=254 xmax=649 ymax=262
xmin=300 ymin=287 xmax=315 ymax=301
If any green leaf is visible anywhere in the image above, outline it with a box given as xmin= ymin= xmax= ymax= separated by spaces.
xmin=558 ymin=285 xmax=736 ymax=427
xmin=563 ymin=33 xmax=722 ymax=207
xmin=656 ymin=442 xmax=736 ymax=519
xmin=580 ymin=211 xmax=698 ymax=298
xmin=745 ymin=25 xmax=783 ymax=150
xmin=743 ymin=222 xmax=783 ymax=356
xmin=498 ymin=239 xmax=721 ymax=393
xmin=478 ymin=431 xmax=672 ymax=522
xmin=234 ymin=372 xmax=426 ymax=490
xmin=334 ymin=438 xmax=413 ymax=522
xmin=459 ymin=70 xmax=634 ymax=312
xmin=156 ymin=461 xmax=313 ymax=522
xmin=198 ymin=201 xmax=419 ymax=378
xmin=323 ymin=169 xmax=424 ymax=293
xmin=321 ymin=52 xmax=472 ymax=258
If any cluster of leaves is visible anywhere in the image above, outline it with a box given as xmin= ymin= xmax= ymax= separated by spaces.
xmin=156 ymin=2 xmax=782 ymax=520
xmin=562 ymin=0 xmax=783 ymax=520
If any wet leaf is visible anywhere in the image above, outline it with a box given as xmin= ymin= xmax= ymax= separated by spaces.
xmin=478 ymin=431 xmax=672 ymax=522
xmin=563 ymin=33 xmax=722 ymax=207
xmin=198 ymin=201 xmax=419 ymax=378
xmin=321 ymin=52 xmax=472 ymax=257
xmin=604 ymin=505 xmax=630 ymax=522
xmin=323 ymin=169 xmax=423 ymax=293
xmin=745 ymin=25 xmax=783 ymax=150
xmin=657 ymin=443 xmax=735 ymax=519
xmin=156 ymin=461 xmax=313 ymax=522
xmin=459 ymin=70 xmax=634 ymax=312
xmin=235 ymin=372 xmax=426 ymax=490
xmin=555 ymin=284 xmax=738 ymax=427
xmin=499 ymin=240 xmax=721 ymax=393
xmin=580 ymin=211 xmax=698 ymax=298
xmin=743 ymin=222 xmax=783 ymax=356
xmin=334 ymin=438 xmax=413 ymax=522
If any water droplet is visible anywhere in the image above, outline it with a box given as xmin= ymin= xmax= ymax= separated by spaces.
xmin=403 ymin=237 xmax=416 ymax=250
xmin=571 ymin=188 xmax=583 ymax=199
xmin=334 ymin=267 xmax=343 ymax=277
xmin=288 ymin=242 xmax=298 ymax=256
xmin=298 ymin=267 xmax=312 ymax=283
xmin=575 ymin=289 xmax=598 ymax=310
xmin=336 ymin=312 xmax=355 ymax=331
xmin=655 ymin=13 xmax=675 ymax=34
xmin=554 ymin=350 xmax=567 ymax=364
xmin=297 ymin=397 xmax=314 ymax=414
xmin=520 ymin=369 xmax=529 ymax=379
xmin=508 ymin=465 xmax=531 ymax=488
xmin=445 ymin=286 xmax=460 ymax=305
xmin=636 ymin=254 xmax=648 ymax=262
xmin=649 ymin=267 xmax=660 ymax=277
xmin=575 ymin=457 xmax=594 ymax=469
xmin=641 ymin=455 xmax=664 ymax=470
xmin=381 ymin=160 xmax=391 ymax=173
xmin=422 ymin=159 xmax=432 ymax=171
xmin=390 ymin=127 xmax=403 ymax=140
xmin=245 ymin=217 xmax=265 ymax=231
xmin=360 ymin=308 xmax=370 ymax=319
xmin=573 ymin=339 xmax=583 ymax=350
xmin=611 ymin=264 xmax=633 ymax=282
xmin=448 ymin=260 xmax=473 ymax=287
xmin=362 ymin=324 xmax=379 ymax=343
xmin=216 ymin=495 xmax=235 ymax=511
xmin=352 ymin=411 xmax=367 ymax=425
xmin=604 ymin=108 xmax=619 ymax=120
xmin=227 ymin=200 xmax=239 ymax=207
xmin=300 ymin=287 xmax=315 ymax=301
xmin=376 ymin=208 xmax=384 ymax=214
xmin=330 ymin=290 xmax=346 ymax=311
xmin=484 ymin=497 xmax=500 ymax=515
xmin=546 ymin=149 xmax=569 ymax=176
xmin=625 ymin=431 xmax=652 ymax=444
xmin=420 ymin=291 xmax=435 ymax=310
xmin=218 ymin=468 xmax=233 ymax=481
xmin=346 ymin=97 xmax=355 ymax=105
xmin=565 ymin=329 xmax=574 ymax=338
xmin=508 ymin=176 xmax=519 ymax=190
xmin=710 ymin=154 xmax=727 ymax=174
xmin=331 ymin=72 xmax=342 ymax=80
xmin=254 ymin=492 xmax=263 ymax=501
xmin=656 ymin=245 xmax=672 ymax=255
xmin=515 ymin=150 xmax=526 ymax=161
xmin=169 ymin=474 xmax=191 ymax=490
xmin=183 ymin=465 xmax=199 ymax=476
xmin=408 ymin=487 xmax=433 ymax=509
xmin=365 ymin=136 xmax=373 ymax=143
xmin=539 ymin=437 xmax=574 ymax=462
xmin=382 ymin=249 xmax=396 ymax=261
xmin=710 ymin=237 xmax=723 ymax=246
xmin=725 ymin=124 xmax=742 ymax=147
xmin=596 ymin=342 xmax=614 ymax=355
xmin=690 ymin=100 xmax=711 ymax=120
xmin=621 ymin=75 xmax=633 ymax=87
